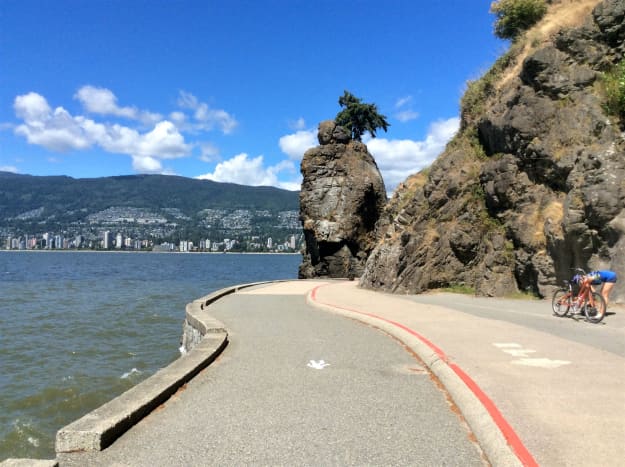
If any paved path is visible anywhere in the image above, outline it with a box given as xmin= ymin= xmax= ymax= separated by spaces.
xmin=311 ymin=281 xmax=625 ymax=467
xmin=54 ymin=279 xmax=625 ymax=466
xmin=58 ymin=280 xmax=486 ymax=466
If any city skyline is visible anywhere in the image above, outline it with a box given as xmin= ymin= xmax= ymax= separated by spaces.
xmin=5 ymin=229 xmax=302 ymax=253
xmin=3 ymin=202 xmax=303 ymax=253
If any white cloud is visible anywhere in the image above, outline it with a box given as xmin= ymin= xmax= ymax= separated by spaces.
xmin=394 ymin=95 xmax=419 ymax=122
xmin=14 ymin=93 xmax=92 ymax=151
xmin=75 ymin=86 xmax=135 ymax=118
xmin=0 ymin=165 xmax=18 ymax=173
xmin=199 ymin=142 xmax=220 ymax=162
xmin=279 ymin=129 xmax=316 ymax=160
xmin=177 ymin=91 xmax=237 ymax=134
xmin=395 ymin=96 xmax=413 ymax=108
xmin=169 ymin=111 xmax=186 ymax=125
xmin=365 ymin=117 xmax=460 ymax=190
xmin=132 ymin=155 xmax=163 ymax=173
xmin=12 ymin=88 xmax=246 ymax=176
xmin=289 ymin=117 xmax=307 ymax=130
xmin=14 ymin=92 xmax=51 ymax=122
xmin=13 ymin=92 xmax=190 ymax=172
xmin=136 ymin=121 xmax=189 ymax=158
xmin=395 ymin=110 xmax=419 ymax=122
xmin=196 ymin=153 xmax=300 ymax=190
xmin=74 ymin=85 xmax=162 ymax=125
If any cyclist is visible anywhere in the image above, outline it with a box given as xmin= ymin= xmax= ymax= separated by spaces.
xmin=587 ymin=270 xmax=618 ymax=306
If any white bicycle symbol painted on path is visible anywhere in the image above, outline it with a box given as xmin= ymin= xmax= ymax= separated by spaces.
xmin=307 ymin=360 xmax=330 ymax=370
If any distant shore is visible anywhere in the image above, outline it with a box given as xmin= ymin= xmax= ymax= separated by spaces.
xmin=0 ymin=249 xmax=300 ymax=255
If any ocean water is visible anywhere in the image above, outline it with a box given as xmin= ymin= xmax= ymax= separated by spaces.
xmin=0 ymin=251 xmax=300 ymax=461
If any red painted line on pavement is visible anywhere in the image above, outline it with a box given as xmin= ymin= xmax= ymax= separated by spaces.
xmin=310 ymin=284 xmax=538 ymax=467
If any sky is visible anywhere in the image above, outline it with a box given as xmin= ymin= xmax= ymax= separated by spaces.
xmin=0 ymin=0 xmax=507 ymax=193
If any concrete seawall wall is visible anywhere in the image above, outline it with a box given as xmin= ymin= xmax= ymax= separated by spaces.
xmin=2 ymin=281 xmax=281 ymax=466
xmin=180 ymin=281 xmax=277 ymax=351
xmin=53 ymin=285 xmax=235 ymax=456
xmin=54 ymin=282 xmax=275 ymax=459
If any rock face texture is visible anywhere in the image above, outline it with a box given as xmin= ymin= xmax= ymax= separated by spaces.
xmin=299 ymin=120 xmax=387 ymax=278
xmin=361 ymin=0 xmax=625 ymax=303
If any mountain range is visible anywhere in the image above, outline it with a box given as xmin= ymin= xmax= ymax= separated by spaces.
xmin=0 ymin=171 xmax=300 ymax=246
xmin=0 ymin=171 xmax=298 ymax=217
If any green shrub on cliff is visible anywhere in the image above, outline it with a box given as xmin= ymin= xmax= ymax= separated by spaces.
xmin=490 ymin=0 xmax=548 ymax=41
xmin=335 ymin=91 xmax=390 ymax=141
xmin=603 ymin=61 xmax=625 ymax=120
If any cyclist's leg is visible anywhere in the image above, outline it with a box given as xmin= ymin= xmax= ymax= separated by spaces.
xmin=575 ymin=281 xmax=588 ymax=310
xmin=602 ymin=281 xmax=615 ymax=306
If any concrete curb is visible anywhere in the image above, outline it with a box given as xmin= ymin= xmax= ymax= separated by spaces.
xmin=306 ymin=288 xmax=524 ymax=467
xmin=55 ymin=332 xmax=228 ymax=453
xmin=53 ymin=282 xmax=269 ymax=456
xmin=0 ymin=460 xmax=58 ymax=467
xmin=53 ymin=280 xmax=284 ymax=456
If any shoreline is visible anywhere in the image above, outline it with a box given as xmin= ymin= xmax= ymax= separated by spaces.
xmin=0 ymin=250 xmax=300 ymax=255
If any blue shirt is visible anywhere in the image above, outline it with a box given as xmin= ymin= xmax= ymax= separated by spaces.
xmin=589 ymin=270 xmax=617 ymax=283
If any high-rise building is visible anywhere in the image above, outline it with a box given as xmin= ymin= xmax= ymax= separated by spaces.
xmin=103 ymin=231 xmax=111 ymax=249
xmin=43 ymin=232 xmax=51 ymax=249
xmin=116 ymin=232 xmax=123 ymax=249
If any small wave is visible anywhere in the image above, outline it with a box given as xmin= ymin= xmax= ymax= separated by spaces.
xmin=120 ymin=368 xmax=141 ymax=379
xmin=13 ymin=418 xmax=28 ymax=433
xmin=27 ymin=436 xmax=40 ymax=447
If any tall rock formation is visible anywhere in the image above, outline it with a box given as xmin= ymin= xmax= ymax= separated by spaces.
xmin=361 ymin=0 xmax=625 ymax=303
xmin=299 ymin=120 xmax=387 ymax=278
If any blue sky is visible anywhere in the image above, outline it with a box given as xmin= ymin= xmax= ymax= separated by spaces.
xmin=0 ymin=0 xmax=506 ymax=192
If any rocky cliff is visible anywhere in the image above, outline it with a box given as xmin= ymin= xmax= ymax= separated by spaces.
xmin=299 ymin=120 xmax=387 ymax=278
xmin=361 ymin=0 xmax=625 ymax=303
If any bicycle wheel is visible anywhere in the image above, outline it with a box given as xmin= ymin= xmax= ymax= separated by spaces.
xmin=584 ymin=292 xmax=606 ymax=324
xmin=551 ymin=288 xmax=571 ymax=316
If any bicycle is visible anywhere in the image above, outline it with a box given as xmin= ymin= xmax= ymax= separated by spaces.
xmin=551 ymin=268 xmax=606 ymax=323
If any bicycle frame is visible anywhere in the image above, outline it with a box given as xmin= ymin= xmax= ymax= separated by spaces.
xmin=575 ymin=276 xmax=595 ymax=307
xmin=552 ymin=269 xmax=606 ymax=323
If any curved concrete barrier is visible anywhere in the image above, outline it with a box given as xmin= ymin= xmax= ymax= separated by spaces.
xmin=53 ymin=286 xmax=236 ymax=454
xmin=0 ymin=460 xmax=58 ymax=467
xmin=54 ymin=280 xmax=283 ymax=455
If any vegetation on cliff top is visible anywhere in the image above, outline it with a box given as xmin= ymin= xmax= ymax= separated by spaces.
xmin=335 ymin=91 xmax=390 ymax=141
xmin=490 ymin=0 xmax=548 ymax=40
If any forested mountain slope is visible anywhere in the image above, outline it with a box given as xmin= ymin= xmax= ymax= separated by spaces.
xmin=0 ymin=171 xmax=298 ymax=221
